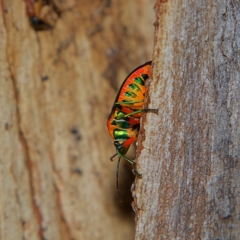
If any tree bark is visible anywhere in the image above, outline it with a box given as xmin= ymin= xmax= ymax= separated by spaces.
xmin=0 ymin=0 xmax=154 ymax=239
xmin=134 ymin=0 xmax=240 ymax=239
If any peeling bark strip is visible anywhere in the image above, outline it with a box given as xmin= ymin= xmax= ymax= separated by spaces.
xmin=134 ymin=0 xmax=240 ymax=239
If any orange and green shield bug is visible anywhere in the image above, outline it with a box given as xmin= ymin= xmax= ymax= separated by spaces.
xmin=107 ymin=61 xmax=156 ymax=200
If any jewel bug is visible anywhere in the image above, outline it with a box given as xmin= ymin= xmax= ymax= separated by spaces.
xmin=106 ymin=61 xmax=157 ymax=200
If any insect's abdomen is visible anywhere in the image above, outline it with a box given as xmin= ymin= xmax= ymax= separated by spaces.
xmin=117 ymin=63 xmax=151 ymax=111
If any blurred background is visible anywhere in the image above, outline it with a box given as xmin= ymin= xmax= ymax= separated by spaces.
xmin=0 ymin=0 xmax=155 ymax=239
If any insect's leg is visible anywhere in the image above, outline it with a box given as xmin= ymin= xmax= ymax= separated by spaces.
xmin=115 ymin=100 xmax=144 ymax=106
xmin=124 ymin=108 xmax=158 ymax=117
xmin=117 ymin=150 xmax=134 ymax=164
xmin=142 ymin=108 xmax=159 ymax=114
xmin=116 ymin=157 xmax=122 ymax=202
xmin=111 ymin=151 xmax=134 ymax=164
xmin=124 ymin=109 xmax=144 ymax=117
xmin=110 ymin=152 xmax=118 ymax=161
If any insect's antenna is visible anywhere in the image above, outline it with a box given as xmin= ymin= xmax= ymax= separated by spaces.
xmin=110 ymin=152 xmax=118 ymax=161
xmin=116 ymin=157 xmax=122 ymax=203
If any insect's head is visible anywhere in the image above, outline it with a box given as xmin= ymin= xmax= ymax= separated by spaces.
xmin=114 ymin=140 xmax=122 ymax=150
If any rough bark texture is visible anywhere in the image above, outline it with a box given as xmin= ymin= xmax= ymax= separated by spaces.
xmin=134 ymin=0 xmax=240 ymax=239
xmin=0 ymin=0 xmax=154 ymax=239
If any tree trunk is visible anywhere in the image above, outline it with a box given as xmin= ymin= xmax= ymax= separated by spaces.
xmin=134 ymin=0 xmax=240 ymax=239
xmin=0 ymin=0 xmax=154 ymax=239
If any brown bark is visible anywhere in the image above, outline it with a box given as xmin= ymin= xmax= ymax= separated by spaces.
xmin=134 ymin=0 xmax=240 ymax=239
xmin=0 ymin=0 xmax=154 ymax=239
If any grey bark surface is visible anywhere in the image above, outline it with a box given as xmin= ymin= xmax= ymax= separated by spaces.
xmin=134 ymin=0 xmax=240 ymax=239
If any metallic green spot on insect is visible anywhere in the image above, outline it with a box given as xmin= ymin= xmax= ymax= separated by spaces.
xmin=129 ymin=83 xmax=141 ymax=92
xmin=113 ymin=129 xmax=129 ymax=140
xmin=125 ymin=91 xmax=137 ymax=98
xmin=134 ymin=77 xmax=145 ymax=85
xmin=112 ymin=119 xmax=130 ymax=129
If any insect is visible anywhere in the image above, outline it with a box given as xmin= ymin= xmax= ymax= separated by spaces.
xmin=25 ymin=0 xmax=54 ymax=30
xmin=107 ymin=61 xmax=157 ymax=200
xmin=25 ymin=0 xmax=51 ymax=30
